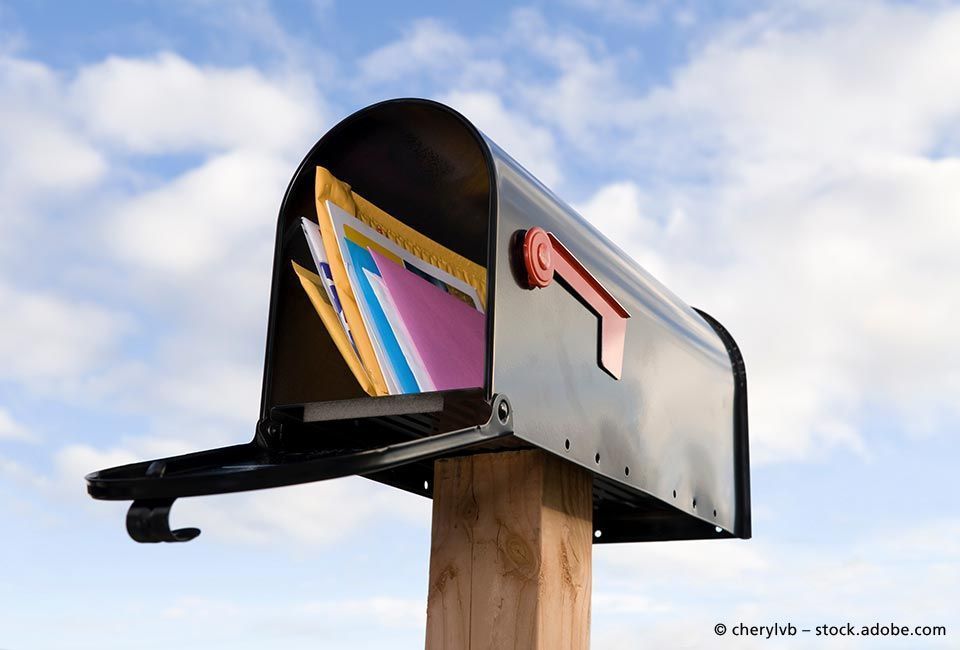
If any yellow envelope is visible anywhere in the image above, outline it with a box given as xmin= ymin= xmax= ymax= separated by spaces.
xmin=291 ymin=260 xmax=376 ymax=396
xmin=313 ymin=166 xmax=487 ymax=397
xmin=314 ymin=167 xmax=487 ymax=307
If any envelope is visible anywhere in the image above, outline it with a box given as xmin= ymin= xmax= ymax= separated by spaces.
xmin=312 ymin=166 xmax=487 ymax=396
xmin=291 ymin=261 xmax=376 ymax=396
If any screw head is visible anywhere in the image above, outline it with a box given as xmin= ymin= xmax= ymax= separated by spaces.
xmin=497 ymin=400 xmax=510 ymax=424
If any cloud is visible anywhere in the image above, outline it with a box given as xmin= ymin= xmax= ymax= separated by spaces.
xmin=91 ymin=131 xmax=296 ymax=430
xmin=506 ymin=8 xmax=633 ymax=152
xmin=5 ymin=49 xmax=328 ymax=426
xmin=0 ymin=51 xmax=334 ymax=487
xmin=0 ymin=56 xmax=108 ymax=266
xmin=155 ymin=594 xmax=425 ymax=643
xmin=632 ymin=6 xmax=960 ymax=168
xmin=0 ymin=56 xmax=107 ymax=195
xmin=0 ymin=281 xmax=132 ymax=389
xmin=302 ymin=596 xmax=426 ymax=630
xmin=567 ymin=3 xmax=960 ymax=462
xmin=173 ymin=478 xmax=427 ymax=547
xmin=0 ymin=453 xmax=50 ymax=491
xmin=17 ymin=590 xmax=426 ymax=649
xmin=594 ymin=518 xmax=960 ymax=648
xmin=104 ymin=148 xmax=289 ymax=274
xmin=0 ymin=408 xmax=35 ymax=442
xmin=602 ymin=537 xmax=770 ymax=583
xmin=580 ymin=161 xmax=960 ymax=463
xmin=573 ymin=181 xmax=667 ymax=271
xmin=358 ymin=19 xmax=473 ymax=85
xmin=70 ymin=51 xmax=322 ymax=155
xmin=56 ymin=444 xmax=140 ymax=486
xmin=150 ymin=360 xmax=263 ymax=426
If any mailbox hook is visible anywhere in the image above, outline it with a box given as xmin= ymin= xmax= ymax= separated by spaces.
xmin=125 ymin=460 xmax=200 ymax=542
xmin=126 ymin=498 xmax=200 ymax=543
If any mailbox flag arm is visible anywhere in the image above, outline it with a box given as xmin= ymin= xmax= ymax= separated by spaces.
xmin=520 ymin=227 xmax=630 ymax=379
xmin=86 ymin=396 xmax=515 ymax=543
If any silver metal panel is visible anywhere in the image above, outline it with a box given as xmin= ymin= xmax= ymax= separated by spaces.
xmin=487 ymin=140 xmax=739 ymax=534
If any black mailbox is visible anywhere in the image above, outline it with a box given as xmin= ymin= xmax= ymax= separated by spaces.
xmin=87 ymin=98 xmax=750 ymax=544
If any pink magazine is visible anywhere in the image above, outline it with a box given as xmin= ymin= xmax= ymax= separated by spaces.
xmin=370 ymin=249 xmax=484 ymax=391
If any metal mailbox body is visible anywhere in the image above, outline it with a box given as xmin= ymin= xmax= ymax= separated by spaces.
xmin=86 ymin=98 xmax=750 ymax=544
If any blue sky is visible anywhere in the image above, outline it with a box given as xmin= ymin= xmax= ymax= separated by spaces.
xmin=1 ymin=1 xmax=959 ymax=648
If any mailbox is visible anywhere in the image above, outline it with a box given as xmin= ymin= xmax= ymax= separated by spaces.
xmin=86 ymin=98 xmax=750 ymax=544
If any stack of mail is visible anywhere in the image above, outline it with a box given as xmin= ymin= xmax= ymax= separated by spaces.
xmin=292 ymin=167 xmax=486 ymax=397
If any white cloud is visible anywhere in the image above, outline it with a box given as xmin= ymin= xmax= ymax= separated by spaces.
xmin=0 ymin=282 xmax=132 ymax=388
xmin=594 ymin=519 xmax=960 ymax=648
xmin=43 ymin=54 xmax=326 ymax=426
xmin=70 ymin=52 xmax=322 ymax=155
xmin=574 ymin=181 xmax=670 ymax=274
xmin=602 ymin=537 xmax=769 ymax=583
xmin=0 ymin=408 xmax=34 ymax=442
xmin=627 ymin=7 xmax=960 ymax=172
xmin=568 ymin=4 xmax=960 ymax=462
xmin=56 ymin=444 xmax=140 ymax=486
xmin=508 ymin=9 xmax=632 ymax=151
xmin=581 ymin=160 xmax=960 ymax=462
xmin=1 ymin=51 xmax=327 ymax=426
xmin=151 ymin=360 xmax=263 ymax=425
xmin=29 ymin=591 xmax=426 ymax=649
xmin=0 ymin=56 xmax=107 ymax=195
xmin=304 ymin=597 xmax=426 ymax=630
xmin=104 ymin=148 xmax=288 ymax=274
xmin=592 ymin=592 xmax=670 ymax=615
xmin=355 ymin=18 xmax=507 ymax=94
xmin=0 ymin=56 xmax=108 ymax=265
xmin=0 ymin=453 xmax=49 ymax=491
xmin=0 ymin=49 xmax=325 ymax=424
xmin=0 ymin=109 xmax=106 ymax=196
xmin=156 ymin=594 xmax=425 ymax=640
xmin=93 ymin=139 xmax=292 ymax=429
xmin=177 ymin=475 xmax=429 ymax=548
xmin=358 ymin=19 xmax=472 ymax=85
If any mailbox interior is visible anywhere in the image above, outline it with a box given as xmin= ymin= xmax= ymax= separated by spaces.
xmin=259 ymin=101 xmax=508 ymax=490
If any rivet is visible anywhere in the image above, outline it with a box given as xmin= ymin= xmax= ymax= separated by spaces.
xmin=497 ymin=400 xmax=510 ymax=424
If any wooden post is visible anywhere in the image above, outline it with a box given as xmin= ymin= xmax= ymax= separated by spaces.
xmin=425 ymin=450 xmax=593 ymax=650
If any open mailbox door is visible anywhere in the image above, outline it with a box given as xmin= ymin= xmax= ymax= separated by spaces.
xmin=86 ymin=98 xmax=751 ymax=544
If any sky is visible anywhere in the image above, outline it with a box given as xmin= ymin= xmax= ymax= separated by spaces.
xmin=1 ymin=0 xmax=959 ymax=648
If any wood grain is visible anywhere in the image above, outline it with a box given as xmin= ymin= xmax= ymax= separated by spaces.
xmin=425 ymin=450 xmax=593 ymax=650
